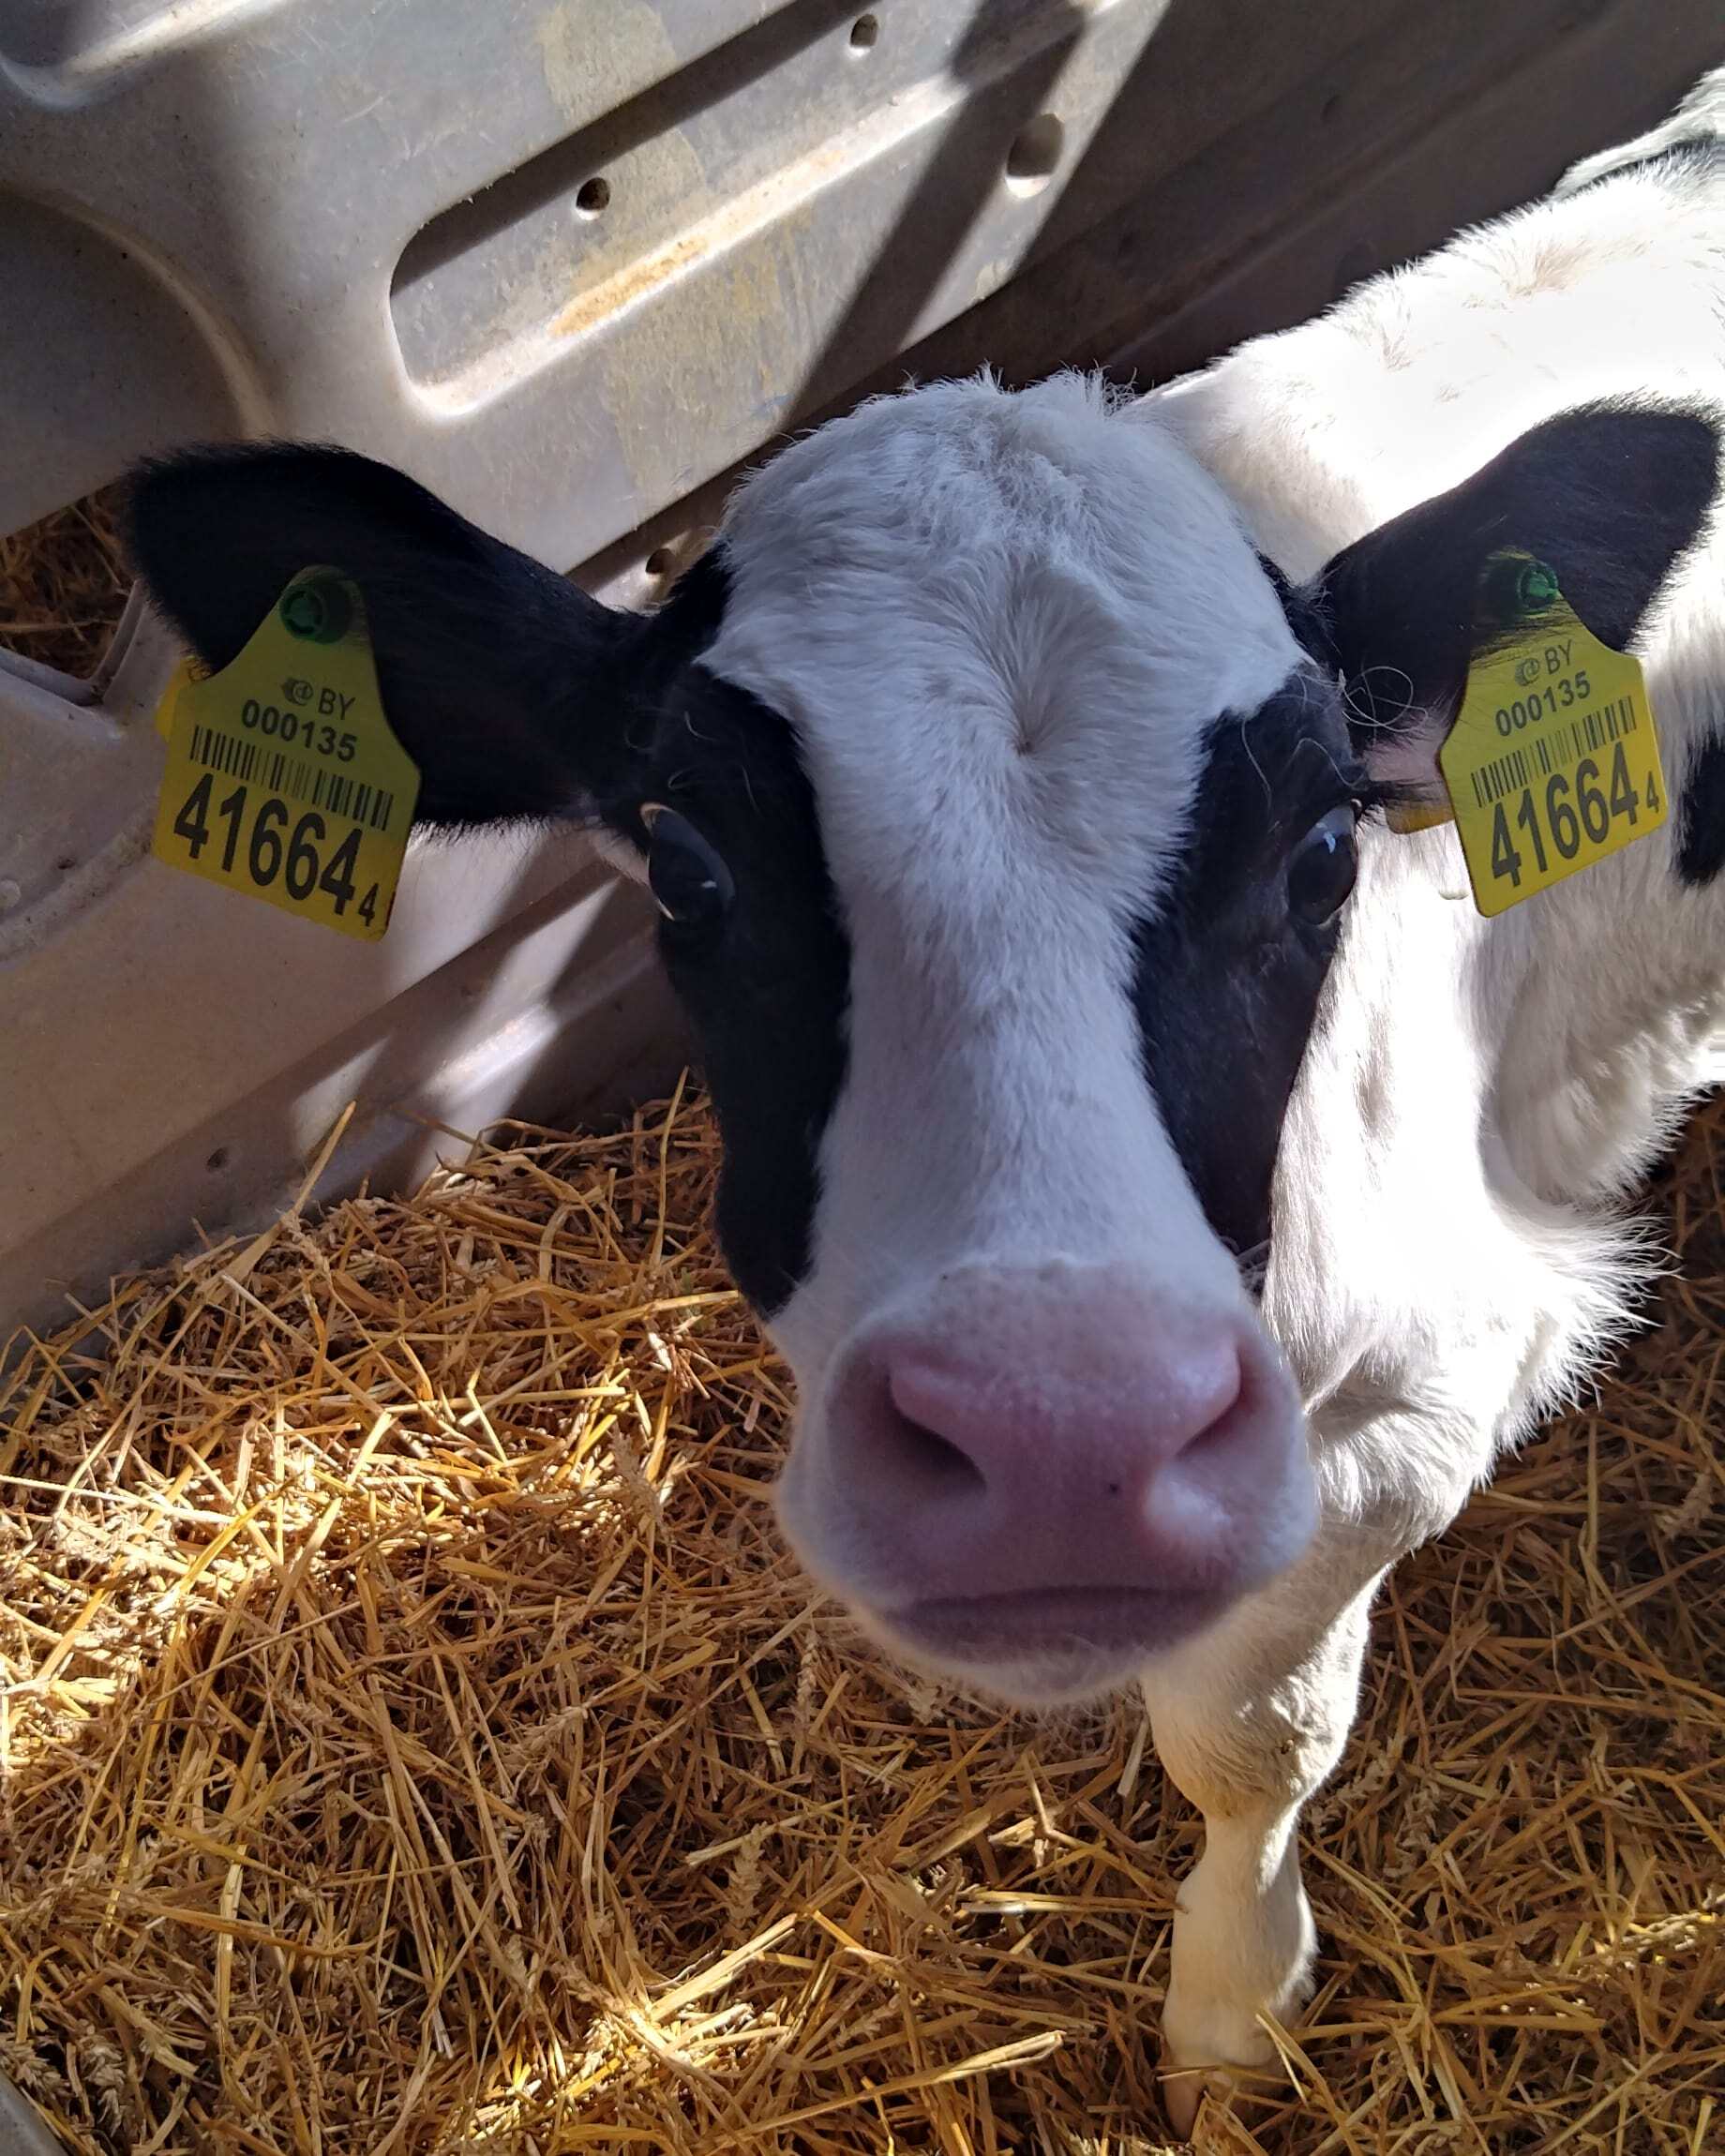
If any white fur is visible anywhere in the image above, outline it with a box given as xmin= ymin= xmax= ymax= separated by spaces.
xmin=704 ymin=75 xmax=1725 ymax=2123
xmin=708 ymin=373 xmax=1301 ymax=1388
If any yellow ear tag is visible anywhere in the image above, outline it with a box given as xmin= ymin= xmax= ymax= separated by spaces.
xmin=1437 ymin=549 xmax=1667 ymax=917
xmin=149 ymin=570 xmax=420 ymax=940
xmin=153 ymin=655 xmax=201 ymax=741
xmin=1384 ymin=798 xmax=1456 ymax=835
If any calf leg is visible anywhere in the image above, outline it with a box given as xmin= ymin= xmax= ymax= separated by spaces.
xmin=1142 ymin=1543 xmax=1386 ymax=2134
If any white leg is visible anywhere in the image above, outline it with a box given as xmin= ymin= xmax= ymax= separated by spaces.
xmin=1142 ymin=1544 xmax=1386 ymax=2135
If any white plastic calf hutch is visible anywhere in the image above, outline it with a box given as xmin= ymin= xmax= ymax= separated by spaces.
xmin=2 ymin=0 xmax=1720 ymax=1365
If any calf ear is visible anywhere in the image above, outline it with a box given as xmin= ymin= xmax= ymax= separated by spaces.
xmin=1303 ymin=404 xmax=1718 ymax=792
xmin=127 ymin=442 xmax=653 ymax=829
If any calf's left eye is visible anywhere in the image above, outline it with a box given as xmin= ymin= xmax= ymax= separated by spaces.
xmin=1286 ymin=805 xmax=1358 ymax=926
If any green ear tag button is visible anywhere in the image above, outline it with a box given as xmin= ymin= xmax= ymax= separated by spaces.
xmin=278 ymin=574 xmax=353 ymax=644
xmin=1437 ymin=548 xmax=1667 ymax=918
xmin=149 ymin=569 xmax=421 ymax=940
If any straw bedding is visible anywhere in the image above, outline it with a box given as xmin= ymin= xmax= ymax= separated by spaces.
xmin=0 ymin=489 xmax=129 ymax=679
xmin=1 ymin=1077 xmax=1721 ymax=2156
xmin=3 ymin=487 xmax=1721 ymax=2151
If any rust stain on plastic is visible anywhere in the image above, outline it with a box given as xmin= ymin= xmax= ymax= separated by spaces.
xmin=550 ymin=130 xmax=852 ymax=346
xmin=551 ymin=232 xmax=709 ymax=342
xmin=600 ymin=237 xmax=798 ymax=507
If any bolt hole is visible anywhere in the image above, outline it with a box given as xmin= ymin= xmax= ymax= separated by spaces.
xmin=55 ymin=855 xmax=76 ymax=872
xmin=1005 ymin=112 xmax=1064 ymax=196
xmin=645 ymin=546 xmax=678 ymax=580
xmin=575 ymin=176 xmax=611 ymax=218
xmin=848 ymin=12 xmax=878 ymax=51
xmin=205 ymin=1145 xmax=232 ymax=1174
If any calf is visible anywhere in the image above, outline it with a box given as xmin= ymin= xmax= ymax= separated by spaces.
xmin=127 ymin=65 xmax=1725 ymax=2130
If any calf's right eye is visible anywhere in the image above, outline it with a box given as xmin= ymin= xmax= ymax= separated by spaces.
xmin=1286 ymin=805 xmax=1358 ymax=926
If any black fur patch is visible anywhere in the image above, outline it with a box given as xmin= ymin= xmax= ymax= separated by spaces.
xmin=638 ymin=664 xmax=851 ymax=1314
xmin=1309 ymin=403 xmax=1719 ymax=756
xmin=1677 ymin=720 xmax=1725 ymax=886
xmin=1133 ymin=673 xmax=1364 ymax=1262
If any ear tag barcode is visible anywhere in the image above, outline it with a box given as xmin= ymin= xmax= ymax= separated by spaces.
xmin=1438 ymin=549 xmax=1667 ymax=918
xmin=149 ymin=570 xmax=420 ymax=940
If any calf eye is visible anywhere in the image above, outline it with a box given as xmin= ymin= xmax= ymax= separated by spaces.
xmin=641 ymin=803 xmax=734 ymax=927
xmin=1287 ymin=804 xmax=1358 ymax=925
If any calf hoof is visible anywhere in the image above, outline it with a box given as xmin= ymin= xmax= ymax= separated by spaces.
xmin=1159 ymin=2013 xmax=1287 ymax=2137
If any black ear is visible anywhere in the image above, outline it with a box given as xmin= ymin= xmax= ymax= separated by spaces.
xmin=126 ymin=442 xmax=651 ymax=827
xmin=1304 ymin=403 xmax=1718 ymax=784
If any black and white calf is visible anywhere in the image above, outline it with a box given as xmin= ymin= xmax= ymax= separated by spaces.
xmin=128 ymin=66 xmax=1725 ymax=2129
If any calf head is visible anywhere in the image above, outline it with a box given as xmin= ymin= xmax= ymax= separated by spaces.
xmin=129 ymin=378 xmax=1714 ymax=1704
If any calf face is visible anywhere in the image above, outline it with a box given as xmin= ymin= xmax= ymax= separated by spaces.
xmin=129 ymin=378 xmax=1714 ymax=1705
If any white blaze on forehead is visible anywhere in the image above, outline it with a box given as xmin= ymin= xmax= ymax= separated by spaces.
xmin=708 ymin=374 xmax=1300 ymax=910
xmin=702 ymin=372 xmax=1308 ymax=1370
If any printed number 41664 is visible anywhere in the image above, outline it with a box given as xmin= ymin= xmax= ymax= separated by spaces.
xmin=1490 ymin=739 xmax=1658 ymax=890
xmin=172 ymin=771 xmax=381 ymax=924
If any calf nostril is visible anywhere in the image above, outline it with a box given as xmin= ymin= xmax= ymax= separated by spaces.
xmin=914 ymin=1415 xmax=986 ymax=1486
xmin=1169 ymin=1353 xmax=1249 ymax=1464
xmin=892 ymin=1412 xmax=987 ymax=1495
